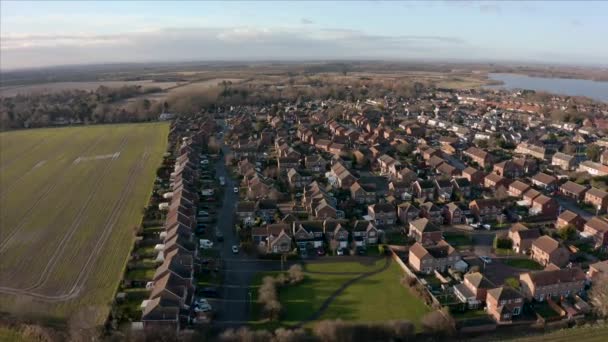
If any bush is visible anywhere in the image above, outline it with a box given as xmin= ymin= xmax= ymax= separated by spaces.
xmin=287 ymin=264 xmax=305 ymax=284
xmin=313 ymin=320 xmax=414 ymax=342
xmin=421 ymin=308 xmax=456 ymax=336
xmin=258 ymin=276 xmax=282 ymax=321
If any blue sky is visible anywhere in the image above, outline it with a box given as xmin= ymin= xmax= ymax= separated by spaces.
xmin=1 ymin=1 xmax=607 ymax=70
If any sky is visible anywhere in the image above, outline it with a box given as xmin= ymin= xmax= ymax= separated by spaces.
xmin=1 ymin=1 xmax=607 ymax=70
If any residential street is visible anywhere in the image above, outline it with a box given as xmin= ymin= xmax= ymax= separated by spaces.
xmin=555 ymin=196 xmax=593 ymax=220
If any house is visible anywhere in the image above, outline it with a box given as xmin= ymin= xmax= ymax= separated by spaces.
xmin=350 ymin=182 xmax=376 ymax=204
xmin=508 ymin=180 xmax=531 ymax=198
xmin=408 ymin=240 xmax=461 ymax=273
xmin=584 ymin=187 xmax=608 ymax=213
xmin=397 ymin=202 xmax=421 ymax=224
xmin=330 ymin=162 xmax=357 ymax=189
xmin=578 ymin=160 xmax=608 ymax=177
xmin=531 ymin=172 xmax=558 ymax=191
xmin=522 ymin=189 xmax=541 ymax=206
xmin=519 ymin=268 xmax=586 ymax=301
xmin=252 ymin=224 xmax=293 ymax=254
xmin=552 ymin=152 xmax=577 ymax=170
xmin=582 ymin=217 xmax=608 ymax=249
xmin=508 ymin=223 xmax=540 ymax=254
xmin=412 ymin=180 xmax=436 ymax=200
xmin=257 ymin=200 xmax=278 ymax=223
xmin=515 ymin=142 xmax=551 ymax=160
xmin=292 ymin=221 xmax=324 ymax=250
xmin=513 ymin=157 xmax=538 ymax=175
xmin=352 ymin=221 xmax=379 ymax=246
xmin=287 ymin=168 xmax=312 ymax=189
xmin=556 ymin=210 xmax=586 ymax=231
xmin=389 ymin=181 xmax=412 ymax=200
xmin=469 ymin=199 xmax=504 ymax=222
xmin=278 ymin=157 xmax=301 ymax=172
xmin=530 ymin=195 xmax=560 ymax=218
xmin=305 ymin=154 xmax=328 ymax=174
xmin=420 ymin=202 xmax=443 ymax=225
xmin=141 ymin=298 xmax=180 ymax=332
xmin=462 ymin=167 xmax=485 ymax=186
xmin=486 ymin=287 xmax=524 ymax=323
xmin=464 ymin=147 xmax=492 ymax=168
xmin=587 ymin=260 xmax=608 ymax=280
xmin=493 ymin=160 xmax=523 ymax=178
xmin=454 ymin=272 xmax=496 ymax=309
xmin=236 ymin=201 xmax=257 ymax=226
xmin=451 ymin=177 xmax=472 ymax=198
xmin=443 ymin=202 xmax=464 ymax=225
xmin=437 ymin=162 xmax=459 ymax=177
xmin=408 ymin=218 xmax=443 ymax=245
xmin=434 ymin=179 xmax=454 ymax=201
xmin=530 ymin=235 xmax=570 ymax=267
xmin=314 ymin=201 xmax=337 ymax=219
xmin=367 ymin=203 xmax=396 ymax=227
xmin=559 ymin=181 xmax=588 ymax=202
xmin=324 ymin=223 xmax=349 ymax=250
xmin=484 ymin=173 xmax=509 ymax=189
xmin=378 ymin=154 xmax=401 ymax=176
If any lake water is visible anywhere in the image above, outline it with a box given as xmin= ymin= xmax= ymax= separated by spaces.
xmin=485 ymin=73 xmax=608 ymax=103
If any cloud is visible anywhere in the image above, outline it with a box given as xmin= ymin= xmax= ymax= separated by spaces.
xmin=300 ymin=18 xmax=313 ymax=25
xmin=0 ymin=26 xmax=469 ymax=70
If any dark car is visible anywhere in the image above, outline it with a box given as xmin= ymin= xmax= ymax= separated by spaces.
xmin=215 ymin=230 xmax=224 ymax=241
xmin=316 ymin=248 xmax=325 ymax=256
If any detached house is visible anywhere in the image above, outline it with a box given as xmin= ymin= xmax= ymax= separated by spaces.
xmin=508 ymin=180 xmax=531 ymax=198
xmin=530 ymin=195 xmax=560 ymax=218
xmin=434 ymin=179 xmax=454 ymax=201
xmin=324 ymin=223 xmax=349 ymax=250
xmin=519 ymin=268 xmax=586 ymax=301
xmin=350 ymin=182 xmax=376 ymax=204
xmin=556 ymin=210 xmax=586 ymax=231
xmin=398 ymin=202 xmax=421 ymax=224
xmin=484 ymin=173 xmax=509 ymax=189
xmin=412 ymin=180 xmax=435 ymax=200
xmin=552 ymin=152 xmax=577 ymax=170
xmin=464 ymin=147 xmax=492 ymax=168
xmin=531 ymin=172 xmax=558 ymax=191
xmin=367 ymin=203 xmax=396 ymax=227
xmin=420 ymin=202 xmax=443 ymax=225
xmin=352 ymin=221 xmax=379 ymax=247
xmin=531 ymin=235 xmax=570 ymax=267
xmin=293 ymin=221 xmax=325 ymax=250
xmin=462 ymin=167 xmax=485 ymax=186
xmin=408 ymin=240 xmax=461 ymax=273
xmin=443 ymin=202 xmax=464 ymax=225
xmin=451 ymin=177 xmax=472 ymax=198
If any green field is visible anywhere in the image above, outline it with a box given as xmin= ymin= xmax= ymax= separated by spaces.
xmin=0 ymin=123 xmax=168 ymax=326
xmin=251 ymin=260 xmax=429 ymax=329
xmin=503 ymin=258 xmax=544 ymax=270
xmin=511 ymin=324 xmax=608 ymax=342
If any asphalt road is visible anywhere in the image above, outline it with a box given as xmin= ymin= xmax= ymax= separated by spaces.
xmin=210 ymin=134 xmax=290 ymax=327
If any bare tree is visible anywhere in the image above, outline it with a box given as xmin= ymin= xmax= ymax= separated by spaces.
xmin=421 ymin=308 xmax=456 ymax=336
xmin=287 ymin=264 xmax=305 ymax=284
xmin=590 ymin=274 xmax=608 ymax=318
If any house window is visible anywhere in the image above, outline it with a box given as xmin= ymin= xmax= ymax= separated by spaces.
xmin=513 ymin=307 xmax=521 ymax=315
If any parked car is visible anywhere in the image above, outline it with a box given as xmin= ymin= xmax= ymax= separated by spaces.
xmin=200 ymin=239 xmax=213 ymax=249
xmin=232 ymin=245 xmax=239 ymax=254
xmin=482 ymin=224 xmax=492 ymax=230
xmin=215 ymin=230 xmax=224 ymax=242
xmin=219 ymin=176 xmax=226 ymax=186
xmin=316 ymin=248 xmax=325 ymax=256
xmin=233 ymin=187 xmax=239 ymax=193
xmin=336 ymin=248 xmax=345 ymax=256
xmin=479 ymin=256 xmax=492 ymax=264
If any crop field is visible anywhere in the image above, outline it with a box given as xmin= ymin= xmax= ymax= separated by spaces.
xmin=0 ymin=123 xmax=168 ymax=325
xmin=0 ymin=80 xmax=181 ymax=97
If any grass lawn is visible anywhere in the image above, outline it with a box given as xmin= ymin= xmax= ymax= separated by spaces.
xmin=495 ymin=248 xmax=516 ymax=256
xmin=126 ymin=268 xmax=156 ymax=281
xmin=319 ymin=262 xmax=430 ymax=326
xmin=0 ymin=123 xmax=169 ymax=325
xmin=251 ymin=259 xmax=430 ymax=329
xmin=533 ymin=302 xmax=560 ymax=319
xmin=503 ymin=258 xmax=544 ymax=270
xmin=384 ymin=231 xmax=408 ymax=245
xmin=443 ymin=232 xmax=472 ymax=246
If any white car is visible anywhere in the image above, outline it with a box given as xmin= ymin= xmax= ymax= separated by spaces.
xmin=233 ymin=187 xmax=239 ymax=193
xmin=200 ymin=239 xmax=213 ymax=249
xmin=482 ymin=224 xmax=492 ymax=230
xmin=194 ymin=302 xmax=212 ymax=313
xmin=479 ymin=256 xmax=492 ymax=264
xmin=232 ymin=245 xmax=239 ymax=254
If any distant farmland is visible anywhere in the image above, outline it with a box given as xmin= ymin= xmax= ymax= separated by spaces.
xmin=0 ymin=123 xmax=169 ymax=325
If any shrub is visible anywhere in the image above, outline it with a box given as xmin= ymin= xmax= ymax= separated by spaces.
xmin=287 ymin=264 xmax=305 ymax=284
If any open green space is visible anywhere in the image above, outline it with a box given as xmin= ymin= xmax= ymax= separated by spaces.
xmin=251 ymin=260 xmax=429 ymax=329
xmin=0 ymin=122 xmax=169 ymax=326
xmin=511 ymin=324 xmax=608 ymax=342
xmin=443 ymin=232 xmax=472 ymax=246
xmin=503 ymin=258 xmax=544 ymax=270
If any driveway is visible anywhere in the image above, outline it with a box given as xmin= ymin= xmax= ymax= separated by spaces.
xmin=555 ymin=196 xmax=593 ymax=220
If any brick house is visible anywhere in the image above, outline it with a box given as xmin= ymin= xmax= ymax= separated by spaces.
xmin=531 ymin=172 xmax=558 ymax=191
xmin=522 ymin=189 xmax=541 ymax=206
xmin=486 ymin=287 xmax=524 ymax=323
xmin=493 ymin=160 xmax=523 ymax=178
xmin=469 ymin=199 xmax=504 ymax=222
xmin=412 ymin=180 xmax=436 ymax=201
xmin=420 ymin=202 xmax=443 ymax=225
xmin=519 ymin=267 xmax=586 ymax=301
xmin=443 ymin=202 xmax=464 ymax=225
xmin=529 ymin=195 xmax=560 ymax=218
xmin=508 ymin=180 xmax=531 ymax=198
xmin=464 ymin=147 xmax=493 ymax=168
xmin=350 ymin=182 xmax=376 ymax=204
xmin=352 ymin=220 xmax=379 ymax=247
xmin=552 ymin=152 xmax=577 ymax=171
xmin=304 ymin=154 xmax=328 ymax=174
xmin=559 ymin=181 xmax=588 ymax=202
xmin=556 ymin=210 xmax=586 ymax=231
xmin=324 ymin=223 xmax=350 ymax=250
xmin=584 ymin=187 xmax=608 ymax=213
xmin=508 ymin=223 xmax=540 ymax=254
xmin=451 ymin=177 xmax=472 ymax=198
xmin=398 ymin=202 xmax=421 ymax=224
xmin=408 ymin=218 xmax=443 ymax=245
xmin=434 ymin=178 xmax=454 ymax=201
xmin=462 ymin=167 xmax=485 ymax=186
xmin=454 ymin=272 xmax=496 ymax=309
xmin=530 ymin=235 xmax=570 ymax=267
xmin=588 ymin=260 xmax=608 ymax=280
xmin=367 ymin=203 xmax=396 ymax=227
xmin=583 ymin=217 xmax=608 ymax=249
xmin=408 ymin=240 xmax=461 ymax=274
xmin=484 ymin=173 xmax=509 ymax=189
